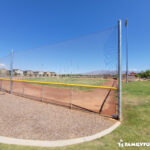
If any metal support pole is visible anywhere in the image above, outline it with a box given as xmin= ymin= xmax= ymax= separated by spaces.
xmin=42 ymin=85 xmax=44 ymax=102
xmin=10 ymin=49 xmax=14 ymax=94
xmin=22 ymin=82 xmax=24 ymax=96
xmin=70 ymin=87 xmax=72 ymax=109
xmin=118 ymin=20 xmax=122 ymax=120
xmin=0 ymin=80 xmax=2 ymax=91
xmin=125 ymin=19 xmax=128 ymax=83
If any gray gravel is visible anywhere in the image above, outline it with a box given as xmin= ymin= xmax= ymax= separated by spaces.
xmin=0 ymin=91 xmax=116 ymax=140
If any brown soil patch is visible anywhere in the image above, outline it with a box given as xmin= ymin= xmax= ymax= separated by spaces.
xmin=0 ymin=79 xmax=117 ymax=117
xmin=0 ymin=93 xmax=116 ymax=140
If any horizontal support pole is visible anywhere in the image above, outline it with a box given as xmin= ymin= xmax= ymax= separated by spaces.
xmin=0 ymin=78 xmax=118 ymax=90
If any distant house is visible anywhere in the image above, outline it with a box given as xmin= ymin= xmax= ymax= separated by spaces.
xmin=13 ymin=69 xmax=24 ymax=76
xmin=129 ymin=72 xmax=136 ymax=77
xmin=0 ymin=69 xmax=9 ymax=77
xmin=23 ymin=70 xmax=34 ymax=77
xmin=128 ymin=72 xmax=136 ymax=81
xmin=33 ymin=71 xmax=44 ymax=77
xmin=50 ymin=72 xmax=56 ymax=76
xmin=43 ymin=72 xmax=51 ymax=77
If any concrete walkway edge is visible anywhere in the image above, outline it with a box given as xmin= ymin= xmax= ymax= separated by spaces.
xmin=0 ymin=121 xmax=121 ymax=147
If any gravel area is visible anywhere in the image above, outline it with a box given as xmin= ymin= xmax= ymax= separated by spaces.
xmin=0 ymin=91 xmax=116 ymax=141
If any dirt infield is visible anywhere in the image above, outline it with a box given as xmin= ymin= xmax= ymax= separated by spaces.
xmin=0 ymin=92 xmax=116 ymax=140
xmin=0 ymin=79 xmax=117 ymax=117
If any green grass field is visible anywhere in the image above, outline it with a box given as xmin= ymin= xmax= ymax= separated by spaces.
xmin=0 ymin=81 xmax=150 ymax=150
xmin=23 ymin=77 xmax=107 ymax=91
xmin=25 ymin=77 xmax=106 ymax=85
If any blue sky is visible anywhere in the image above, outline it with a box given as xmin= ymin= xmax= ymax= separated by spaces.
xmin=0 ymin=0 xmax=150 ymax=73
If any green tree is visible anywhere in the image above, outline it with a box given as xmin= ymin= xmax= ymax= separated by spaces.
xmin=136 ymin=70 xmax=150 ymax=78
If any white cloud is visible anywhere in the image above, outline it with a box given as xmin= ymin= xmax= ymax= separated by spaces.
xmin=130 ymin=68 xmax=138 ymax=71
xmin=0 ymin=64 xmax=7 ymax=68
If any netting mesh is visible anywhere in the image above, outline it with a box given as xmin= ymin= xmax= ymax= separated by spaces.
xmin=9 ymin=26 xmax=118 ymax=76
xmin=0 ymin=25 xmax=118 ymax=117
xmin=0 ymin=54 xmax=11 ymax=78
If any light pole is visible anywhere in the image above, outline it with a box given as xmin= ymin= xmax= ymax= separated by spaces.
xmin=118 ymin=20 xmax=122 ymax=120
xmin=10 ymin=49 xmax=14 ymax=94
xmin=125 ymin=19 xmax=128 ymax=83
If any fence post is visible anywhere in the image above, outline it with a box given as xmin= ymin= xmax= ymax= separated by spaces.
xmin=70 ymin=87 xmax=72 ymax=109
xmin=118 ymin=20 xmax=122 ymax=120
xmin=41 ymin=85 xmax=44 ymax=102
xmin=0 ymin=80 xmax=2 ymax=91
xmin=22 ymin=82 xmax=24 ymax=96
xmin=10 ymin=49 xmax=14 ymax=94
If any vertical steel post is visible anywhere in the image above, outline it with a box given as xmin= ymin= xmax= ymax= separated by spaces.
xmin=22 ymin=82 xmax=24 ymax=96
xmin=0 ymin=80 xmax=2 ymax=91
xmin=10 ymin=49 xmax=14 ymax=94
xmin=125 ymin=19 xmax=128 ymax=83
xmin=70 ymin=87 xmax=72 ymax=109
xmin=42 ymin=85 xmax=44 ymax=102
xmin=118 ymin=20 xmax=122 ymax=120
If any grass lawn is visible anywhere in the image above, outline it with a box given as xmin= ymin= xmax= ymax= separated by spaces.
xmin=0 ymin=81 xmax=150 ymax=150
xmin=24 ymin=77 xmax=106 ymax=86
xmin=23 ymin=77 xmax=107 ymax=91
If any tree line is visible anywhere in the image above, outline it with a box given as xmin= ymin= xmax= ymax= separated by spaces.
xmin=135 ymin=70 xmax=150 ymax=78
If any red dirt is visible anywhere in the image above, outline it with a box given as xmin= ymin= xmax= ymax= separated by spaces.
xmin=0 ymin=79 xmax=117 ymax=117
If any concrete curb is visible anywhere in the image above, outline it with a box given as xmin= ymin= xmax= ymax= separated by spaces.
xmin=0 ymin=121 xmax=121 ymax=147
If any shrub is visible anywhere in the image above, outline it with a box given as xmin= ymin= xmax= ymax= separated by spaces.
xmin=136 ymin=70 xmax=150 ymax=78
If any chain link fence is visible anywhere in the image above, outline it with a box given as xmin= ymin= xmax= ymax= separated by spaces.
xmin=0 ymin=23 xmax=120 ymax=119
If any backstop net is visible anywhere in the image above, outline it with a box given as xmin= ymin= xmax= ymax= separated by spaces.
xmin=0 ymin=25 xmax=118 ymax=118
